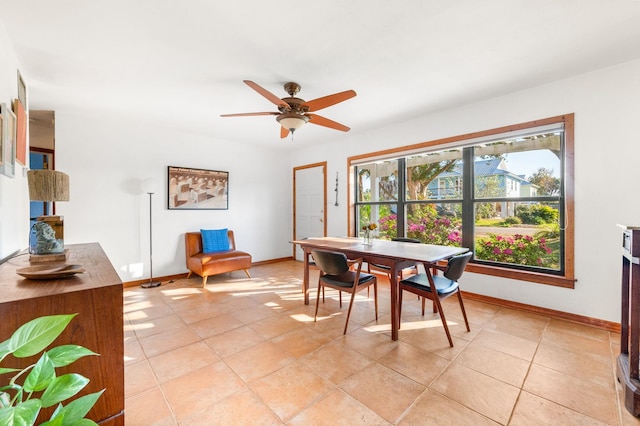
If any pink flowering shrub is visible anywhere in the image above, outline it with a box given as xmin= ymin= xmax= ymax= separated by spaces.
xmin=475 ymin=233 xmax=554 ymax=267
xmin=378 ymin=204 xmax=462 ymax=246
xmin=376 ymin=204 xmax=558 ymax=269
xmin=378 ymin=213 xmax=397 ymax=236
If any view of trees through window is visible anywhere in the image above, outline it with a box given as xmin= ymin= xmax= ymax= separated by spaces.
xmin=355 ymin=129 xmax=565 ymax=274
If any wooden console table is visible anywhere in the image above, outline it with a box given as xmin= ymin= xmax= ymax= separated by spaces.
xmin=0 ymin=243 xmax=124 ymax=425
xmin=618 ymin=225 xmax=640 ymax=416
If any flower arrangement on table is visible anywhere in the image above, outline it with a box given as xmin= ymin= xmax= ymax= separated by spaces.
xmin=361 ymin=222 xmax=377 ymax=245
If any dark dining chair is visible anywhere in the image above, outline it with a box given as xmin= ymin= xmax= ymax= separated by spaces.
xmin=312 ymin=249 xmax=378 ymax=334
xmin=399 ymin=251 xmax=473 ymax=346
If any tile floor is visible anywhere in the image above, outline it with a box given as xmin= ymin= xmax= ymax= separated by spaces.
xmin=123 ymin=261 xmax=639 ymax=425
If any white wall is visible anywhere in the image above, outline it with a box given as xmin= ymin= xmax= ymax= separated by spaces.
xmin=53 ymin=109 xmax=292 ymax=281
xmin=292 ymin=58 xmax=640 ymax=323
xmin=0 ymin=23 xmax=30 ymax=259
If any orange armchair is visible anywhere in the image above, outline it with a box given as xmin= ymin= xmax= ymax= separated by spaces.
xmin=185 ymin=230 xmax=252 ymax=287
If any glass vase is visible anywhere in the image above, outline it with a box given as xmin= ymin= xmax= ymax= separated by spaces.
xmin=363 ymin=230 xmax=372 ymax=246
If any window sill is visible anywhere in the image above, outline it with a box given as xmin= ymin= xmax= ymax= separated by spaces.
xmin=464 ymin=263 xmax=576 ymax=289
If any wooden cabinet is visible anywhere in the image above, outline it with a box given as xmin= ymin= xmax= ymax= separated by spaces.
xmin=618 ymin=226 xmax=640 ymax=416
xmin=0 ymin=243 xmax=124 ymax=425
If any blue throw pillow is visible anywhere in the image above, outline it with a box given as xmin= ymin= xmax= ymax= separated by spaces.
xmin=201 ymin=228 xmax=229 ymax=253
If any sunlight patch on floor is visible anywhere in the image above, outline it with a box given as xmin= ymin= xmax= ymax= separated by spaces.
xmin=289 ymin=313 xmax=316 ymax=323
xmin=362 ymin=323 xmax=392 ymax=333
xmin=160 ymin=288 xmax=203 ymax=298
xmin=399 ymin=318 xmax=459 ymax=330
xmin=128 ymin=321 xmax=156 ymax=331
xmin=122 ymin=300 xmax=156 ymax=312
xmin=313 ymin=312 xmax=345 ymax=322
xmin=125 ymin=310 xmax=150 ymax=322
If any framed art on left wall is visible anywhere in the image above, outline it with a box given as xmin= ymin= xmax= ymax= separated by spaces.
xmin=13 ymin=99 xmax=26 ymax=166
xmin=15 ymin=70 xmax=27 ymax=166
xmin=0 ymin=103 xmax=16 ymax=178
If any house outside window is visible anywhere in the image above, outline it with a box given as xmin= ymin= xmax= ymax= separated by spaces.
xmin=351 ymin=115 xmax=574 ymax=288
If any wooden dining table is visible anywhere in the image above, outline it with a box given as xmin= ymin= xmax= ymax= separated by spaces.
xmin=292 ymin=236 xmax=469 ymax=340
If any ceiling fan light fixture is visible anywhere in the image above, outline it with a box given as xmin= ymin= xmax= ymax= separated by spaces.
xmin=222 ymin=80 xmax=356 ymax=138
xmin=277 ymin=113 xmax=309 ymax=133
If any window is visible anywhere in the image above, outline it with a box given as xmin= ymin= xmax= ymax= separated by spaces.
xmin=350 ymin=115 xmax=574 ymax=288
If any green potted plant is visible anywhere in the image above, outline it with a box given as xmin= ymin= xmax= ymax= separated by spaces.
xmin=0 ymin=314 xmax=103 ymax=426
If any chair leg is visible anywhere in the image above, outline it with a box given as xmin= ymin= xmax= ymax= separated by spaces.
xmin=339 ymin=291 xmax=342 ymax=308
xmin=457 ymin=291 xmax=470 ymax=332
xmin=186 ymin=271 xmax=192 ymax=279
xmin=243 ymin=269 xmax=251 ymax=278
xmin=421 ymin=297 xmax=425 ymax=316
xmin=373 ymin=281 xmax=378 ymax=320
xmin=434 ymin=297 xmax=454 ymax=347
xmin=314 ymin=282 xmax=322 ymax=322
xmin=343 ymin=290 xmax=358 ymax=334
xmin=202 ymin=276 xmax=208 ymax=287
xmin=398 ymin=288 xmax=403 ymax=329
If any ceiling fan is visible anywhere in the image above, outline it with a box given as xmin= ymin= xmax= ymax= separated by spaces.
xmin=221 ymin=80 xmax=356 ymax=139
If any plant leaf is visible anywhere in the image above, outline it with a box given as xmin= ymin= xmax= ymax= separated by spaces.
xmin=47 ymin=345 xmax=99 ymax=368
xmin=0 ymin=398 xmax=42 ymax=426
xmin=0 ymin=339 xmax=10 ymax=363
xmin=45 ymin=390 xmax=104 ymax=426
xmin=0 ymin=367 xmax=21 ymax=376
xmin=39 ymin=404 xmax=63 ymax=426
xmin=40 ymin=374 xmax=89 ymax=408
xmin=68 ymin=419 xmax=98 ymax=426
xmin=9 ymin=315 xmax=77 ymax=359
xmin=40 ymin=415 xmax=64 ymax=426
xmin=24 ymin=353 xmax=56 ymax=393
xmin=40 ymin=416 xmax=63 ymax=426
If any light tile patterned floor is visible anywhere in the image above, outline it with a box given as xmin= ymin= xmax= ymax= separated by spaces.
xmin=123 ymin=261 xmax=639 ymax=425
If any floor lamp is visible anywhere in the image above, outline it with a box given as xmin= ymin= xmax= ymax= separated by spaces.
xmin=141 ymin=178 xmax=161 ymax=288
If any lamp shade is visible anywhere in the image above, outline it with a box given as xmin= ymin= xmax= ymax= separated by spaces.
xmin=277 ymin=113 xmax=309 ymax=132
xmin=142 ymin=178 xmax=159 ymax=194
xmin=27 ymin=170 xmax=70 ymax=202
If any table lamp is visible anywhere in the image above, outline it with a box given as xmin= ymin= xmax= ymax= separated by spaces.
xmin=27 ymin=170 xmax=70 ymax=256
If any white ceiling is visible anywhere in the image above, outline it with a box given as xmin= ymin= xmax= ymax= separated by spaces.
xmin=2 ymin=0 xmax=640 ymax=149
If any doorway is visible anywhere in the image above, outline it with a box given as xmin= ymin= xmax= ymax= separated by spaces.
xmin=293 ymin=162 xmax=326 ymax=261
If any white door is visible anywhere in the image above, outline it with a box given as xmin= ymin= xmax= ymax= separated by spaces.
xmin=294 ymin=164 xmax=326 ymax=261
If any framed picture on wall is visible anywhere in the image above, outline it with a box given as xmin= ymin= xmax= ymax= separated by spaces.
xmin=0 ymin=103 xmax=16 ymax=178
xmin=13 ymin=99 xmax=27 ymax=166
xmin=167 ymin=166 xmax=229 ymax=210
xmin=17 ymin=70 xmax=26 ymax=106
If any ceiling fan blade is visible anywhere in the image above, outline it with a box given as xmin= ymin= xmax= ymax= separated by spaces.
xmin=243 ymin=80 xmax=290 ymax=109
xmin=307 ymin=114 xmax=351 ymax=132
xmin=220 ymin=112 xmax=279 ymax=117
xmin=302 ymin=90 xmax=356 ymax=112
xmin=280 ymin=126 xmax=290 ymax=139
